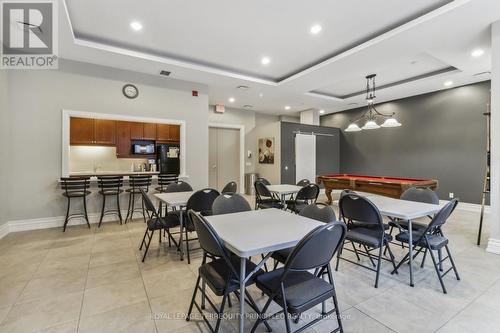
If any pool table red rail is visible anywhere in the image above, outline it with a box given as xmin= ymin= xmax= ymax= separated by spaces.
xmin=316 ymin=174 xmax=438 ymax=204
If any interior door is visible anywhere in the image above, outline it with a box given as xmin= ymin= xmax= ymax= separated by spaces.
xmin=208 ymin=127 xmax=240 ymax=192
xmin=217 ymin=128 xmax=240 ymax=191
xmin=295 ymin=133 xmax=316 ymax=183
xmin=208 ymin=128 xmax=218 ymax=189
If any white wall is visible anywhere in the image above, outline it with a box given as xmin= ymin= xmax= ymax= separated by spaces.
xmin=254 ymin=114 xmax=281 ymax=184
xmin=5 ymin=60 xmax=209 ymax=221
xmin=488 ymin=21 xmax=500 ymax=254
xmin=0 ymin=70 xmax=8 ymax=225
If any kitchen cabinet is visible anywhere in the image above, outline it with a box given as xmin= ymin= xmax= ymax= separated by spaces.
xmin=70 ymin=117 xmax=115 ymax=146
xmin=70 ymin=117 xmax=94 ymax=145
xmin=130 ymin=122 xmax=157 ymax=140
xmin=115 ymin=121 xmax=131 ymax=157
xmin=157 ymin=124 xmax=180 ymax=142
xmin=143 ymin=123 xmax=157 ymax=140
xmin=94 ymin=119 xmax=116 ymax=145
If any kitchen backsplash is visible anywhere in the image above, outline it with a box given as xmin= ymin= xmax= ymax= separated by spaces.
xmin=69 ymin=146 xmax=148 ymax=173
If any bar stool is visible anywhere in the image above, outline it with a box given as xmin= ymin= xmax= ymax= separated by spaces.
xmin=97 ymin=176 xmax=124 ymax=227
xmin=125 ymin=175 xmax=152 ymax=223
xmin=60 ymin=177 xmax=91 ymax=232
xmin=155 ymin=174 xmax=179 ymax=193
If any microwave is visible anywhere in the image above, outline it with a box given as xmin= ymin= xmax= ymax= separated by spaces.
xmin=132 ymin=143 xmax=155 ymax=154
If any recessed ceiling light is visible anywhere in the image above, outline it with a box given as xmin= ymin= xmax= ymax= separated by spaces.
xmin=261 ymin=57 xmax=271 ymax=65
xmin=310 ymin=24 xmax=322 ymax=35
xmin=259 ymin=93 xmax=264 ymax=98
xmin=228 ymin=97 xmax=235 ymax=103
xmin=130 ymin=21 xmax=143 ymax=31
xmin=319 ymin=109 xmax=325 ymax=114
xmin=471 ymin=49 xmax=484 ymax=58
xmin=284 ymin=106 xmax=291 ymax=110
xmin=443 ymin=80 xmax=453 ymax=87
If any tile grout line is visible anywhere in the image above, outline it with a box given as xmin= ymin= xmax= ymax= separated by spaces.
xmin=432 ymin=275 xmax=500 ymax=332
xmin=75 ymin=228 xmax=96 ymax=333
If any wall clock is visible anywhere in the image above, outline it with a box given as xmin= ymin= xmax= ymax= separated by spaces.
xmin=122 ymin=84 xmax=139 ymax=99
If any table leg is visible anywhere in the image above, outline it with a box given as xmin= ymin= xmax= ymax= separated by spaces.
xmin=408 ymin=219 xmax=414 ymax=287
xmin=239 ymin=257 xmax=246 ymax=333
xmin=178 ymin=206 xmax=184 ymax=261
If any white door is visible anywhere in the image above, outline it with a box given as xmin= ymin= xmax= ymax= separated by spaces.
xmin=208 ymin=127 xmax=240 ymax=191
xmin=295 ymin=133 xmax=316 ymax=183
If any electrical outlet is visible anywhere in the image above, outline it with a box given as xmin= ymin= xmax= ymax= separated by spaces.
xmin=449 ymin=192 xmax=454 ymax=199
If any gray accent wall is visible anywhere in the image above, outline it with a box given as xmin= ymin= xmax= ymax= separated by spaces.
xmin=321 ymin=81 xmax=490 ymax=204
xmin=280 ymin=122 xmax=340 ymax=185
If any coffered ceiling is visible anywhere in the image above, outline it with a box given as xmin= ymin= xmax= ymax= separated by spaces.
xmin=60 ymin=0 xmax=499 ymax=115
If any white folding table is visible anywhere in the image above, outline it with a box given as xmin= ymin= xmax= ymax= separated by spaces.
xmin=154 ymin=191 xmax=194 ymax=261
xmin=205 ymin=208 xmax=324 ymax=333
xmin=267 ymin=184 xmax=302 ymax=207
xmin=366 ymin=195 xmax=443 ymax=287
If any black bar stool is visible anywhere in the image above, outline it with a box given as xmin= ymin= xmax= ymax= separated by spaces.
xmin=97 ymin=176 xmax=124 ymax=227
xmin=155 ymin=174 xmax=179 ymax=193
xmin=125 ymin=175 xmax=152 ymax=223
xmin=60 ymin=177 xmax=91 ymax=232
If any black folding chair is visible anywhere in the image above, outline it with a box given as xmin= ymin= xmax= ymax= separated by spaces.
xmin=391 ymin=199 xmax=460 ymax=294
xmin=138 ymin=189 xmax=180 ymax=262
xmin=285 ymin=183 xmax=319 ymax=214
xmin=251 ymin=222 xmax=347 ymax=333
xmin=186 ymin=211 xmax=271 ymax=333
xmin=212 ymin=193 xmax=251 ymax=215
xmin=183 ymin=188 xmax=220 ymax=264
xmin=221 ymin=181 xmax=237 ymax=194
xmin=336 ymin=193 xmax=398 ymax=288
xmin=254 ymin=180 xmax=283 ymax=210
xmin=272 ymin=203 xmax=336 ymax=267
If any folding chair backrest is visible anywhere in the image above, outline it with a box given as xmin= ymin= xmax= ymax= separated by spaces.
xmin=254 ymin=181 xmax=273 ymax=199
xmin=140 ymin=188 xmax=157 ymax=217
xmin=186 ymin=188 xmax=220 ymax=215
xmin=256 ymin=177 xmax=271 ymax=185
xmin=296 ymin=179 xmax=311 ymax=187
xmin=401 ymin=187 xmax=439 ymax=204
xmin=212 ymin=193 xmax=251 ymax=215
xmin=165 ymin=181 xmax=193 ymax=193
xmin=339 ymin=193 xmax=384 ymax=229
xmin=299 ymin=203 xmax=336 ymax=223
xmin=221 ymin=181 xmax=237 ymax=194
xmin=283 ymin=222 xmax=346 ymax=273
xmin=426 ymin=199 xmax=458 ymax=231
xmin=296 ymin=184 xmax=319 ymax=202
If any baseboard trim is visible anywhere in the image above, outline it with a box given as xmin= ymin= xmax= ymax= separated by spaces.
xmin=486 ymin=238 xmax=500 ymax=255
xmin=1 ymin=210 xmax=132 ymax=239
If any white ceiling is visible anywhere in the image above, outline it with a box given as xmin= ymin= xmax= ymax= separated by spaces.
xmin=60 ymin=0 xmax=499 ymax=115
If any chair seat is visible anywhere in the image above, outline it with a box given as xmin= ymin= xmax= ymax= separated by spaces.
xmin=199 ymin=257 xmax=262 ymax=296
xmin=346 ymin=228 xmax=392 ymax=248
xmin=98 ymin=189 xmax=123 ymax=195
xmin=256 ymin=268 xmax=333 ymax=314
xmin=388 ymin=220 xmax=427 ymax=231
xmin=126 ymin=188 xmax=147 ymax=194
xmin=350 ymin=222 xmax=390 ymax=231
xmin=395 ymin=231 xmax=448 ymax=250
xmin=271 ymin=248 xmax=293 ymax=264
xmin=63 ymin=190 xmax=91 ymax=198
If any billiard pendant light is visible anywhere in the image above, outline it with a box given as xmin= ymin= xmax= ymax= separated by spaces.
xmin=345 ymin=74 xmax=402 ymax=132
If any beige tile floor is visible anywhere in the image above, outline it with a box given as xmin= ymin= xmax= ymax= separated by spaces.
xmin=0 ymin=194 xmax=499 ymax=333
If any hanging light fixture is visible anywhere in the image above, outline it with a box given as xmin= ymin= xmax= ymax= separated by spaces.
xmin=345 ymin=74 xmax=402 ymax=132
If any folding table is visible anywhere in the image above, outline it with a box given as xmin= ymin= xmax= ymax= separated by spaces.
xmin=267 ymin=184 xmax=302 ymax=207
xmin=154 ymin=191 xmax=193 ymax=261
xmin=366 ymin=195 xmax=443 ymax=287
xmin=205 ymin=208 xmax=324 ymax=333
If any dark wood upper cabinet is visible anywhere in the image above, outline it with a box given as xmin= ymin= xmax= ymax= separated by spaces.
xmin=94 ymin=119 xmax=116 ymax=145
xmin=157 ymin=124 xmax=180 ymax=142
xmin=70 ymin=117 xmax=94 ymax=145
xmin=130 ymin=122 xmax=144 ymax=140
xmin=170 ymin=125 xmax=180 ymax=141
xmin=115 ymin=121 xmax=131 ymax=157
xmin=143 ymin=123 xmax=157 ymax=140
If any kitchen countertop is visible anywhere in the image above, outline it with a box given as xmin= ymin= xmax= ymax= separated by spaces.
xmin=69 ymin=171 xmax=160 ymax=178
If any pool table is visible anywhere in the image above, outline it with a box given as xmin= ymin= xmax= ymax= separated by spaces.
xmin=316 ymin=174 xmax=438 ymax=204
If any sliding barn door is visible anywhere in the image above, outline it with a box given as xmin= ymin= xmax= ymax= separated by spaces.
xmin=295 ymin=133 xmax=316 ymax=183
